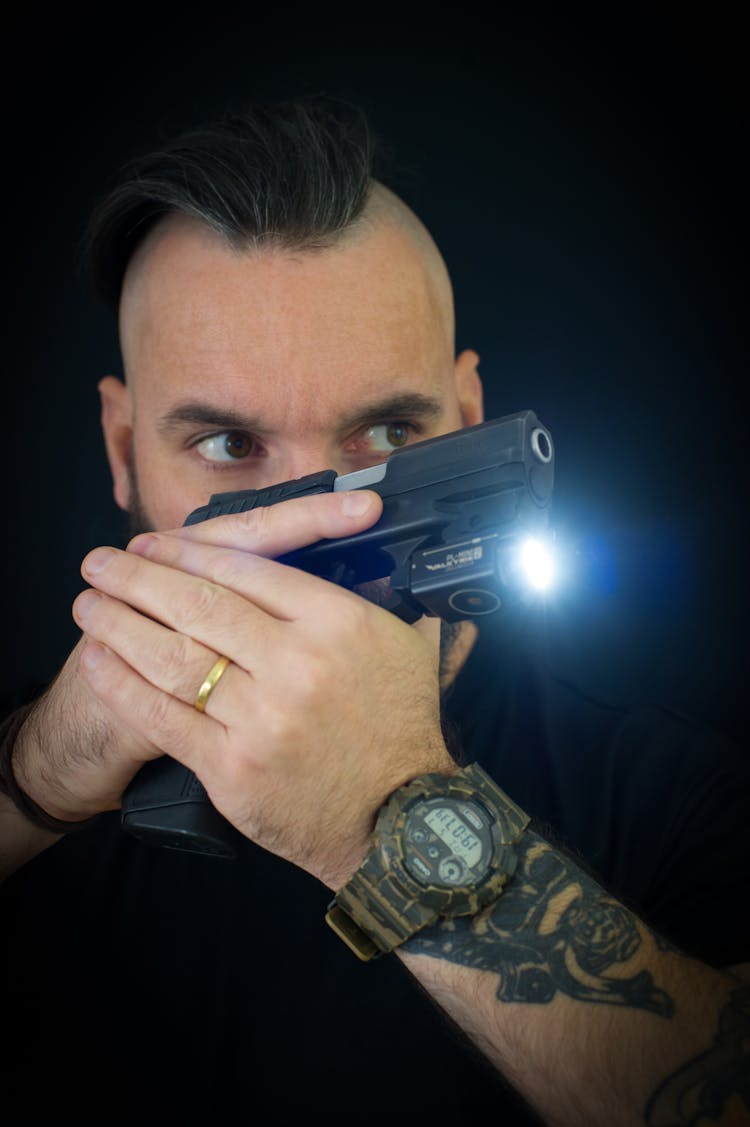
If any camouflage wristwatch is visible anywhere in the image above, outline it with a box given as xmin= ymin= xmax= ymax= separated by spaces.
xmin=325 ymin=762 xmax=530 ymax=961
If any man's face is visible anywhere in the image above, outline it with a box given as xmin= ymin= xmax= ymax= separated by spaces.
xmin=101 ymin=213 xmax=483 ymax=532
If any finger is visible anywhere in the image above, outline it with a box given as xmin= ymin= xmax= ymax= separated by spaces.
xmin=72 ymin=588 xmax=238 ymax=713
xmin=132 ymin=488 xmax=382 ymax=557
xmin=78 ymin=639 xmax=220 ymax=778
xmin=80 ymin=547 xmax=285 ymax=667
xmin=122 ymin=529 xmax=358 ymax=620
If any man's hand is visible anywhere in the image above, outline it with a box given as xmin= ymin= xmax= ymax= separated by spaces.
xmin=13 ymin=490 xmax=421 ymax=847
xmin=67 ymin=489 xmax=453 ymax=888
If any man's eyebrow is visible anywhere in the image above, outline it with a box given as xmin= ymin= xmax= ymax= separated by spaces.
xmin=336 ymin=393 xmax=444 ymax=432
xmin=157 ymin=403 xmax=264 ymax=436
xmin=157 ymin=393 xmax=444 ymax=437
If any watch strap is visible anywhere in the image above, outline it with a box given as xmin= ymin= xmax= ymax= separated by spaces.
xmin=327 ymin=845 xmax=440 ymax=959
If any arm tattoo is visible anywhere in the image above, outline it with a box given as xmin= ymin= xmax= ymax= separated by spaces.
xmin=405 ymin=832 xmax=674 ymax=1017
xmin=644 ymin=986 xmax=750 ymax=1126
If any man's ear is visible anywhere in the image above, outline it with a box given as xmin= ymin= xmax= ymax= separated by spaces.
xmin=98 ymin=376 xmax=133 ymax=512
xmin=454 ymin=349 xmax=484 ymax=427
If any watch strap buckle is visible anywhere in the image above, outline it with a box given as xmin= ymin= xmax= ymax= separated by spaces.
xmin=325 ymin=902 xmax=382 ymax=961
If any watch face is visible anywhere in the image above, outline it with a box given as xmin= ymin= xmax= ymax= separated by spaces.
xmin=401 ymin=797 xmax=495 ymax=889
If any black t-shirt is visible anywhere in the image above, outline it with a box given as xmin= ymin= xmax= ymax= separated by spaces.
xmin=2 ymin=616 xmax=748 ymax=1125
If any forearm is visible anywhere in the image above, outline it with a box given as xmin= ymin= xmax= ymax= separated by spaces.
xmin=396 ymin=832 xmax=749 ymax=1126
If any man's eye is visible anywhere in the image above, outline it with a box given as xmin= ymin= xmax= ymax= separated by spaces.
xmin=363 ymin=423 xmax=412 ymax=455
xmin=194 ymin=432 xmax=253 ymax=462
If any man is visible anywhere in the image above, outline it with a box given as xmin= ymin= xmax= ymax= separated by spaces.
xmin=1 ymin=99 xmax=748 ymax=1125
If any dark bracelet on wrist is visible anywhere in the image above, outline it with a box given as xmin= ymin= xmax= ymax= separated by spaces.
xmin=0 ymin=706 xmax=100 ymax=834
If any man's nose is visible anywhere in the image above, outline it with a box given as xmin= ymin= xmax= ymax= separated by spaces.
xmin=269 ymin=443 xmax=344 ymax=486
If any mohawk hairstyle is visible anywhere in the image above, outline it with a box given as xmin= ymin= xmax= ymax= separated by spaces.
xmin=82 ymin=98 xmax=377 ymax=310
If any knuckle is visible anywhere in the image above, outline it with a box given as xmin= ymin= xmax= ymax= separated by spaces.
xmin=211 ymin=549 xmax=261 ymax=590
xmin=293 ymin=652 xmax=329 ymax=699
xmin=256 ymin=698 xmax=300 ymax=757
xmin=329 ymin=591 xmax=371 ymax=637
xmin=233 ymin=492 xmax=337 ymax=555
xmin=152 ymin=633 xmax=196 ymax=690
xmin=141 ymin=685 xmax=172 ymax=735
xmin=174 ymin=579 xmax=223 ymax=632
xmin=237 ymin=504 xmax=275 ymax=554
xmin=139 ymin=690 xmax=188 ymax=752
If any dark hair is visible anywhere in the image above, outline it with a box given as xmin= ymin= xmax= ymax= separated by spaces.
xmin=82 ymin=98 xmax=377 ymax=310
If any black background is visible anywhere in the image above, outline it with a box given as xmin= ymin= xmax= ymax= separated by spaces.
xmin=2 ymin=12 xmax=747 ymax=749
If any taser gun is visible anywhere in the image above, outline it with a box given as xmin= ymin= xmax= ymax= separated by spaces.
xmin=120 ymin=409 xmax=554 ymax=858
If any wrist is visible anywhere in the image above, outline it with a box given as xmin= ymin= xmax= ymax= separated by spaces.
xmin=2 ymin=702 xmax=99 ymax=833
xmin=325 ymin=741 xmax=458 ymax=892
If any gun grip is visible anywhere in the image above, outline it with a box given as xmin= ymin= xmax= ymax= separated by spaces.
xmin=121 ymin=758 xmax=239 ymax=859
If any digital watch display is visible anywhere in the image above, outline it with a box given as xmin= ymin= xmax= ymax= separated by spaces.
xmin=403 ymin=798 xmax=494 ymax=887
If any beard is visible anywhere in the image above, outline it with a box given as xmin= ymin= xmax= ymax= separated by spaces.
xmin=127 ymin=460 xmax=157 ymax=539
xmin=125 ymin=463 xmax=467 ymax=696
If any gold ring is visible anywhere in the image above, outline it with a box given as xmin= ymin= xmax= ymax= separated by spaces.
xmin=194 ymin=655 xmax=231 ymax=712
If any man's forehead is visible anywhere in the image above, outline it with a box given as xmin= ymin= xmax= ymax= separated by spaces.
xmin=119 ymin=207 xmax=453 ymax=346
xmin=118 ymin=213 xmax=455 ymax=417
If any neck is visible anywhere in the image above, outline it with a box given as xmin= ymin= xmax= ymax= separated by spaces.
xmin=439 ymin=620 xmax=478 ymax=693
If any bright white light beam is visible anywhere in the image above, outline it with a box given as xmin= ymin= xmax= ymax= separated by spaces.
xmin=521 ymin=538 xmax=554 ymax=590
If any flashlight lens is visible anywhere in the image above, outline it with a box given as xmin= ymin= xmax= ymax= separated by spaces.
xmin=522 ymin=539 xmax=553 ymax=590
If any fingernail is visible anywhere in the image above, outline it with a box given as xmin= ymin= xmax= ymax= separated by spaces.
xmin=341 ymin=491 xmax=373 ymax=517
xmin=83 ymin=547 xmax=117 ymax=575
xmin=74 ymin=589 xmax=102 ymax=622
xmin=81 ymin=643 xmax=106 ymax=671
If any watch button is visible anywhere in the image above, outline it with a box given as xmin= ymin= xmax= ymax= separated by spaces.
xmin=438 ymin=858 xmax=467 ymax=884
